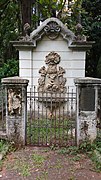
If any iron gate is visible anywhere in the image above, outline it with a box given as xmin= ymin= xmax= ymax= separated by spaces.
xmin=0 ymin=85 xmax=6 ymax=134
xmin=97 ymin=88 xmax=101 ymax=138
xmin=27 ymin=86 xmax=76 ymax=147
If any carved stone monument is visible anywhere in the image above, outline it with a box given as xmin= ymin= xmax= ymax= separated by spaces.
xmin=38 ymin=51 xmax=66 ymax=93
xmin=12 ymin=17 xmax=94 ymax=93
xmin=38 ymin=52 xmax=67 ymax=117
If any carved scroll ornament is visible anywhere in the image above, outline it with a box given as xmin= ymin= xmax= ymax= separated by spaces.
xmin=44 ymin=21 xmax=61 ymax=40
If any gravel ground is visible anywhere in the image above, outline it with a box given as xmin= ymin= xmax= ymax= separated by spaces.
xmin=0 ymin=146 xmax=101 ymax=180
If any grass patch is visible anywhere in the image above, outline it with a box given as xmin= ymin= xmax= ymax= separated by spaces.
xmin=54 ymin=159 xmax=62 ymax=169
xmin=57 ymin=146 xmax=79 ymax=155
xmin=36 ymin=171 xmax=48 ymax=180
xmin=71 ymin=155 xmax=81 ymax=162
xmin=91 ymin=150 xmax=101 ymax=172
xmin=32 ymin=153 xmax=45 ymax=167
xmin=78 ymin=138 xmax=101 ymax=172
xmin=0 ymin=140 xmax=11 ymax=170
xmin=57 ymin=138 xmax=101 ymax=172
xmin=27 ymin=118 xmax=75 ymax=146
xmin=0 ymin=140 xmax=9 ymax=154
xmin=14 ymin=159 xmax=31 ymax=177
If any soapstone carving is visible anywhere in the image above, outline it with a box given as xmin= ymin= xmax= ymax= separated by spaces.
xmin=8 ymin=88 xmax=21 ymax=115
xmin=38 ymin=51 xmax=66 ymax=93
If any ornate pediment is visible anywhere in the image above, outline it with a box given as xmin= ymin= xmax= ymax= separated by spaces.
xmin=13 ymin=18 xmax=94 ymax=50
xmin=30 ymin=18 xmax=75 ymax=44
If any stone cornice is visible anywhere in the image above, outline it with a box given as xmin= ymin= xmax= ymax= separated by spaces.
xmin=74 ymin=77 xmax=101 ymax=85
xmin=2 ymin=76 xmax=29 ymax=85
xmin=69 ymin=41 xmax=95 ymax=51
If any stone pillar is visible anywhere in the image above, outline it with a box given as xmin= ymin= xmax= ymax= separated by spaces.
xmin=2 ymin=77 xmax=29 ymax=146
xmin=74 ymin=77 xmax=101 ymax=145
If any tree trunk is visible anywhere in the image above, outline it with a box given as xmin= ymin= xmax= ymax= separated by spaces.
xmin=20 ymin=0 xmax=32 ymax=35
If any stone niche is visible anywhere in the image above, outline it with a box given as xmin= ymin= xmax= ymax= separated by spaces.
xmin=12 ymin=17 xmax=93 ymax=92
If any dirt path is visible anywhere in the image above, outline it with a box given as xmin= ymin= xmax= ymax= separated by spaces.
xmin=0 ymin=147 xmax=101 ymax=180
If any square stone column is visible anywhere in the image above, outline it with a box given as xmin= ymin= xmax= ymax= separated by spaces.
xmin=2 ymin=77 xmax=29 ymax=146
xmin=74 ymin=77 xmax=101 ymax=145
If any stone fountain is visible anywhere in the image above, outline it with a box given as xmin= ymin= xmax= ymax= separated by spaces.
xmin=38 ymin=51 xmax=67 ymax=117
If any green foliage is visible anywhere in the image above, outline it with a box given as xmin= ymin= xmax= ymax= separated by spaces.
xmin=61 ymin=0 xmax=101 ymax=77
xmin=0 ymin=140 xmax=10 ymax=170
xmin=0 ymin=59 xmax=19 ymax=82
xmin=27 ymin=118 xmax=75 ymax=146
xmin=58 ymin=146 xmax=79 ymax=155
xmin=79 ymin=140 xmax=96 ymax=153
xmin=97 ymin=56 xmax=101 ymax=77
xmin=71 ymin=155 xmax=81 ymax=161
xmin=0 ymin=0 xmax=20 ymax=63
xmin=91 ymin=150 xmax=101 ymax=172
xmin=0 ymin=140 xmax=9 ymax=153
xmin=79 ymin=139 xmax=101 ymax=172
xmin=81 ymin=0 xmax=101 ymax=77
xmin=57 ymin=138 xmax=101 ymax=172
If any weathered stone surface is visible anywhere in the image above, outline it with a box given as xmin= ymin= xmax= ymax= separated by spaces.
xmin=8 ymin=88 xmax=22 ymax=116
xmin=38 ymin=51 xmax=67 ymax=93
xmin=79 ymin=111 xmax=97 ymax=142
xmin=30 ymin=18 xmax=75 ymax=44
xmin=75 ymin=77 xmax=101 ymax=145
xmin=1 ymin=76 xmax=29 ymax=85
xmin=74 ymin=77 xmax=101 ymax=85
xmin=2 ymin=77 xmax=28 ymax=146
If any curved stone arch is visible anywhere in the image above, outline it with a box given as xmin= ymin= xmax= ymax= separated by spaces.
xmin=30 ymin=17 xmax=75 ymax=45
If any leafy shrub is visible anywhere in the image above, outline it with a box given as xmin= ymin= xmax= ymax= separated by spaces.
xmin=91 ymin=150 xmax=101 ymax=172
xmin=79 ymin=140 xmax=96 ymax=153
xmin=0 ymin=59 xmax=19 ymax=82
xmin=79 ymin=139 xmax=101 ymax=172
xmin=0 ymin=140 xmax=9 ymax=153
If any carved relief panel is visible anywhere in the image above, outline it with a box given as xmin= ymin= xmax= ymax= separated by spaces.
xmin=7 ymin=88 xmax=22 ymax=115
xmin=38 ymin=52 xmax=67 ymax=93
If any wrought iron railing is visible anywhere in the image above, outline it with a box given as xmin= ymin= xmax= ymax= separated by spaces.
xmin=27 ymin=86 xmax=76 ymax=146
xmin=0 ymin=85 xmax=6 ymax=132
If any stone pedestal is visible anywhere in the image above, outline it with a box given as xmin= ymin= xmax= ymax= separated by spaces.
xmin=2 ymin=77 xmax=29 ymax=146
xmin=75 ymin=77 xmax=101 ymax=145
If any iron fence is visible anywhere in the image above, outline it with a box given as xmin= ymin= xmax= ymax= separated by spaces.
xmin=97 ymin=89 xmax=101 ymax=138
xmin=27 ymin=86 xmax=76 ymax=147
xmin=0 ymin=85 xmax=6 ymax=132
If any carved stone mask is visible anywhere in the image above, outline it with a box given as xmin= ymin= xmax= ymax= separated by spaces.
xmin=44 ymin=21 xmax=61 ymax=40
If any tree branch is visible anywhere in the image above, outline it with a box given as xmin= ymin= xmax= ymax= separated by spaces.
xmin=0 ymin=1 xmax=10 ymax=17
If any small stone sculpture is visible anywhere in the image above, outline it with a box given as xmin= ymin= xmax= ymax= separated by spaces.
xmin=8 ymin=88 xmax=21 ymax=115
